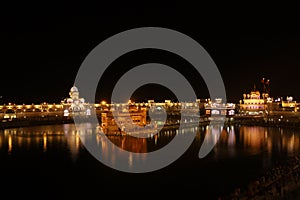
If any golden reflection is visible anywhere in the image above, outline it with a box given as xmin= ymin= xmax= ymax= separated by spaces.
xmin=17 ymin=136 xmax=22 ymax=148
xmin=204 ymin=126 xmax=222 ymax=147
xmin=287 ymin=134 xmax=295 ymax=153
xmin=212 ymin=127 xmax=221 ymax=144
xmin=228 ymin=127 xmax=236 ymax=147
xmin=8 ymin=134 xmax=12 ymax=154
xmin=219 ymin=128 xmax=227 ymax=144
xmin=0 ymin=124 xmax=83 ymax=160
xmin=267 ymin=137 xmax=272 ymax=152
xmin=2 ymin=123 xmax=300 ymax=167
xmin=63 ymin=128 xmax=82 ymax=161
xmin=154 ymin=134 xmax=158 ymax=145
xmin=75 ymin=134 xmax=80 ymax=150
xmin=293 ymin=134 xmax=300 ymax=154
xmin=26 ymin=137 xmax=31 ymax=149
xmin=43 ymin=133 xmax=47 ymax=152
xmin=107 ymin=135 xmax=147 ymax=153
xmin=95 ymin=132 xmax=147 ymax=169
xmin=240 ymin=126 xmax=265 ymax=150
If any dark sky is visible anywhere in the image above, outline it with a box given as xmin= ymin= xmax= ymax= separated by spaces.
xmin=1 ymin=2 xmax=300 ymax=104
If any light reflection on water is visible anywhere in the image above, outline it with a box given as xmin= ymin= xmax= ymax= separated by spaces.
xmin=1 ymin=123 xmax=300 ymax=199
xmin=0 ymin=124 xmax=83 ymax=161
xmin=0 ymin=124 xmax=300 ymax=164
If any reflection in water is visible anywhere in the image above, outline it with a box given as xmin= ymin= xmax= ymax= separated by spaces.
xmin=1 ymin=124 xmax=300 ymax=167
xmin=93 ymin=132 xmax=147 ymax=169
xmin=64 ymin=124 xmax=83 ymax=161
xmin=251 ymin=127 xmax=299 ymax=155
xmin=43 ymin=133 xmax=47 ymax=152
xmin=241 ymin=126 xmax=266 ymax=151
xmin=1 ymin=123 xmax=300 ymax=199
xmin=8 ymin=134 xmax=12 ymax=154
xmin=106 ymin=135 xmax=147 ymax=153
xmin=228 ymin=127 xmax=235 ymax=147
xmin=0 ymin=124 xmax=82 ymax=161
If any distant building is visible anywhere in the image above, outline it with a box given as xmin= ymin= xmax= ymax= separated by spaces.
xmin=237 ymin=82 xmax=299 ymax=115
xmin=101 ymin=104 xmax=147 ymax=134
xmin=282 ymin=96 xmax=297 ymax=110
xmin=204 ymin=98 xmax=236 ymax=119
xmin=268 ymin=96 xmax=299 ymax=114
xmin=238 ymin=86 xmax=268 ymax=115
xmin=61 ymin=86 xmax=91 ymax=117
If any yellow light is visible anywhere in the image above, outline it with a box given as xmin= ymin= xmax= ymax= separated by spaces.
xmin=43 ymin=133 xmax=47 ymax=152
xmin=101 ymin=101 xmax=106 ymax=105
xmin=8 ymin=134 xmax=12 ymax=153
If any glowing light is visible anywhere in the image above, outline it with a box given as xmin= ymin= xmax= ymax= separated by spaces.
xmin=86 ymin=109 xmax=91 ymax=116
xmin=43 ymin=133 xmax=47 ymax=152
xmin=64 ymin=109 xmax=69 ymax=116
xmin=8 ymin=134 xmax=12 ymax=154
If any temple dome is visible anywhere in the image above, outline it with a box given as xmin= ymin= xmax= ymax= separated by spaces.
xmin=70 ymin=86 xmax=79 ymax=93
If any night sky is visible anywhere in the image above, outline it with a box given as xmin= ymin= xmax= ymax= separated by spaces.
xmin=1 ymin=2 xmax=300 ymax=104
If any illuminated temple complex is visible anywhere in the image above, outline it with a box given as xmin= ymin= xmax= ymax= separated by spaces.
xmin=61 ymin=86 xmax=92 ymax=117
xmin=238 ymin=86 xmax=269 ymax=115
xmin=0 ymin=86 xmax=93 ymax=120
xmin=238 ymin=84 xmax=299 ymax=115
xmin=1 ymin=79 xmax=300 ymax=129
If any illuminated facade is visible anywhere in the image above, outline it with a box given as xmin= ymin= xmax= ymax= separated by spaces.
xmin=268 ymin=96 xmax=299 ymax=113
xmin=204 ymin=98 xmax=236 ymax=119
xmin=61 ymin=86 xmax=92 ymax=117
xmin=0 ymin=102 xmax=63 ymax=121
xmin=281 ymin=96 xmax=298 ymax=111
xmin=0 ymin=86 xmax=92 ymax=121
xmin=101 ymin=105 xmax=148 ymax=135
xmin=65 ymin=86 xmax=86 ymax=111
xmin=238 ymin=86 xmax=269 ymax=115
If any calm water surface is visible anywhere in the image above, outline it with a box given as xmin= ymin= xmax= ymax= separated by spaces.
xmin=1 ymin=123 xmax=300 ymax=199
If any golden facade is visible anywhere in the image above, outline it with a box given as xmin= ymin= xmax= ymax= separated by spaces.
xmin=239 ymin=88 xmax=268 ymax=115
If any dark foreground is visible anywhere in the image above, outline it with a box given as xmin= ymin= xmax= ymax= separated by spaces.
xmin=1 ymin=123 xmax=300 ymax=200
xmin=223 ymin=156 xmax=300 ymax=199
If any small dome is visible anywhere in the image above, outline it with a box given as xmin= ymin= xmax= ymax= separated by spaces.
xmin=70 ymin=86 xmax=78 ymax=92
xmin=79 ymin=98 xmax=85 ymax=103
